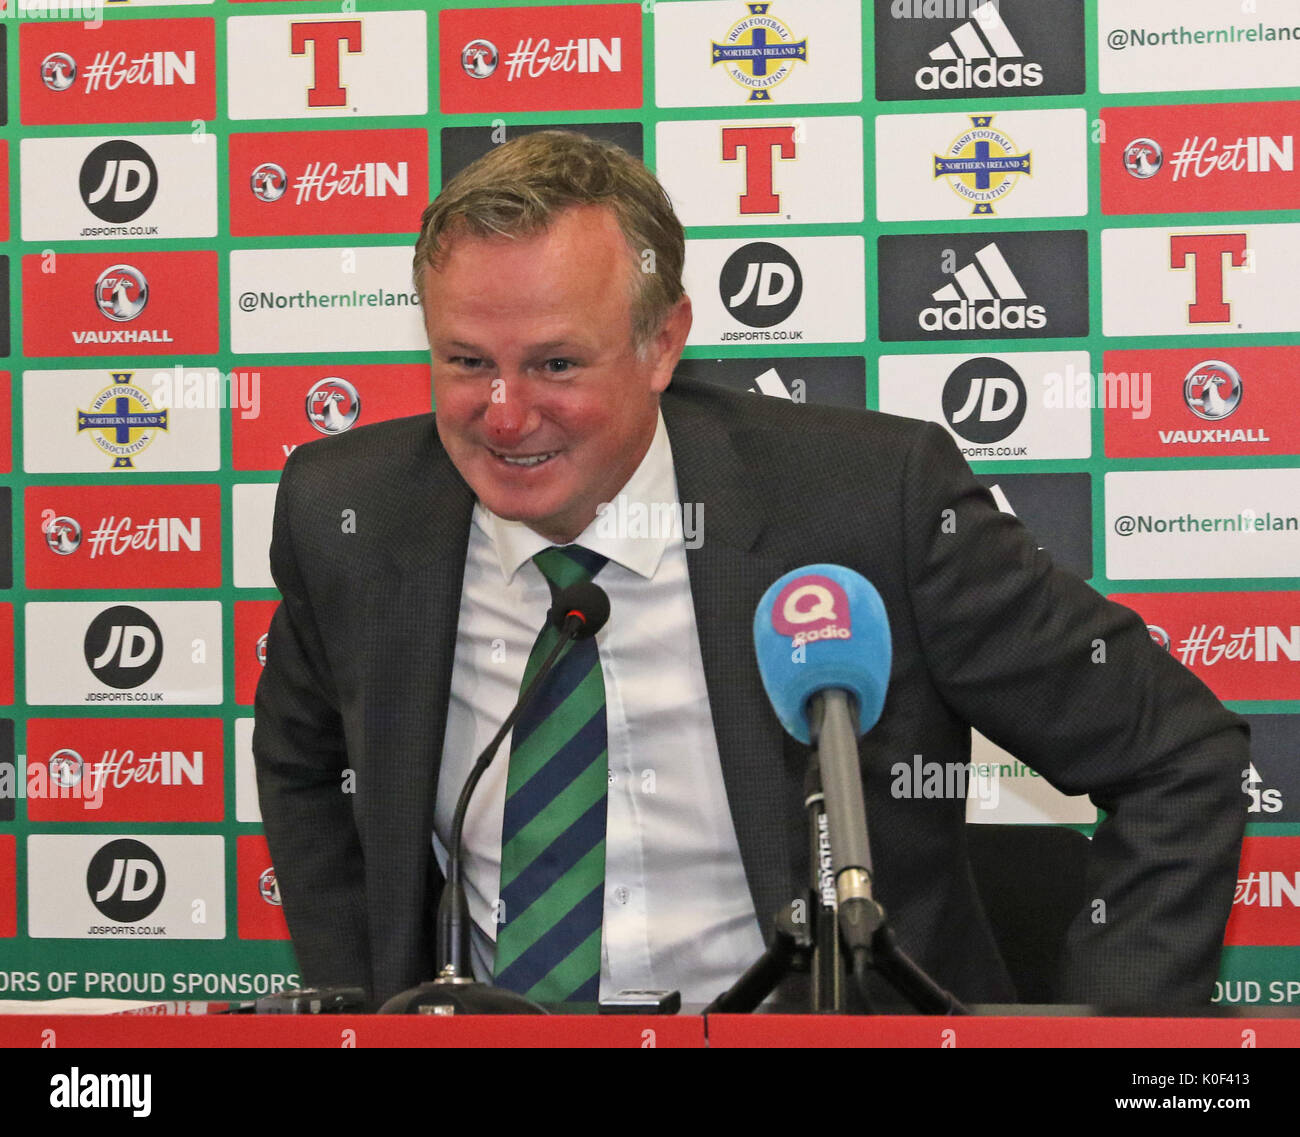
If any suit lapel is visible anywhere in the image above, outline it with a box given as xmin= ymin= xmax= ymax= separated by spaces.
xmin=360 ymin=426 xmax=474 ymax=978
xmin=661 ymin=386 xmax=797 ymax=935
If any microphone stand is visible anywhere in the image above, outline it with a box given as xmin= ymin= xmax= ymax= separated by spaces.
xmin=381 ymin=596 xmax=603 ymax=1015
xmin=705 ymin=693 xmax=967 ymax=1017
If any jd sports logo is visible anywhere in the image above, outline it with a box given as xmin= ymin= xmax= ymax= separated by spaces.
xmin=84 ymin=605 xmax=163 ymax=688
xmin=877 ymin=231 xmax=1088 ymax=342
xmin=87 ymin=838 xmax=165 ymax=922
xmin=942 ymin=357 xmax=1026 ymax=443
xmin=720 ymin=242 xmax=803 ymax=328
xmin=79 ymin=140 xmax=158 ymax=224
xmin=874 ymin=0 xmax=1084 ymax=101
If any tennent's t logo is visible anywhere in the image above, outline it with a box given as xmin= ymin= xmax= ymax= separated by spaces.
xmin=1170 ymin=233 xmax=1248 ymax=324
xmin=721 ymin=125 xmax=796 ymax=215
xmin=291 ymin=20 xmax=362 ymax=108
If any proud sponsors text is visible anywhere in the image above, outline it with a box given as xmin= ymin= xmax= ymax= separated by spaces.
xmin=0 ymin=969 xmax=299 ymax=997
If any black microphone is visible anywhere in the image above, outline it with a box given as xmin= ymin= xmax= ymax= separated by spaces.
xmin=383 ymin=580 xmax=610 ymax=1014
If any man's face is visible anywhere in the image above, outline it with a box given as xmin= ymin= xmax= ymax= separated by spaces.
xmin=422 ymin=205 xmax=690 ymax=544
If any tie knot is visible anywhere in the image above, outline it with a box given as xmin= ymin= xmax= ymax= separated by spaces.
xmin=532 ymin=545 xmax=608 ymax=595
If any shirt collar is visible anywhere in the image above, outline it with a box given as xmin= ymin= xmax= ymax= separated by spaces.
xmin=473 ymin=409 xmax=678 ymax=584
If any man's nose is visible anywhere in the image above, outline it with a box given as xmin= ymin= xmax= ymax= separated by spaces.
xmin=482 ymin=375 xmax=540 ymax=443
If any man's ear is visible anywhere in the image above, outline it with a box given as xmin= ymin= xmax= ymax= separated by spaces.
xmin=649 ymin=295 xmax=693 ymax=394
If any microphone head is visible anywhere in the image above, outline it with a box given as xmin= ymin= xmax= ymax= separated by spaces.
xmin=753 ymin=564 xmax=891 ymax=745
xmin=550 ymin=580 xmax=610 ymax=640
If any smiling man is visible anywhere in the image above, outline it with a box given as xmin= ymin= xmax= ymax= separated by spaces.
xmin=422 ymin=202 xmax=690 ymax=545
xmin=254 ymin=131 xmax=1246 ymax=1012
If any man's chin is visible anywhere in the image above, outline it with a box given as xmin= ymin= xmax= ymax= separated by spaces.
xmin=474 ymin=487 xmax=582 ymax=543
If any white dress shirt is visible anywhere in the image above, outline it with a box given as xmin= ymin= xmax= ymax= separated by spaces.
xmin=432 ymin=410 xmax=766 ymax=1004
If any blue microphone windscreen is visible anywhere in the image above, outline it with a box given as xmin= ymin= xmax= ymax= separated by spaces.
xmin=753 ymin=565 xmax=892 ymax=745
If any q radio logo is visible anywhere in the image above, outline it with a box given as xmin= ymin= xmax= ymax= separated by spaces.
xmin=941 ymin=357 xmax=1027 ymax=444
xmin=720 ymin=241 xmax=803 ymax=328
xmin=79 ymin=141 xmax=158 ymax=225
xmin=84 ymin=605 xmax=163 ymax=689
xmin=87 ymin=838 xmax=165 ymax=923
xmin=771 ymin=574 xmax=852 ymax=649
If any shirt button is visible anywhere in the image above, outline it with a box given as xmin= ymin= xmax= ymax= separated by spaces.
xmin=613 ymin=885 xmax=630 ymax=906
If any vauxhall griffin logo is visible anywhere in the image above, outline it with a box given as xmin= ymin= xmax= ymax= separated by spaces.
xmin=44 ymin=516 xmax=83 ymax=556
xmin=1184 ymin=360 xmax=1243 ymax=420
xmin=720 ymin=242 xmax=802 ymax=328
xmin=461 ymin=39 xmax=498 ymax=78
xmin=250 ymin=162 xmax=288 ymax=203
xmin=50 ymin=749 xmax=85 ymax=788
xmin=306 ymin=377 xmax=361 ymax=435
xmin=84 ymin=605 xmax=163 ymax=689
xmin=94 ymin=265 xmax=149 ymax=323
xmin=259 ymin=867 xmax=281 ymax=906
xmin=942 ymin=357 xmax=1026 ymax=444
xmin=87 ymin=839 xmax=165 ymax=922
xmin=40 ymin=52 xmax=77 ymax=92
xmin=1123 ymin=138 xmax=1163 ymax=179
xmin=80 ymin=141 xmax=159 ymax=224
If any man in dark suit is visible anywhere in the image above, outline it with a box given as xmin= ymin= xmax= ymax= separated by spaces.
xmin=254 ymin=132 xmax=1246 ymax=1010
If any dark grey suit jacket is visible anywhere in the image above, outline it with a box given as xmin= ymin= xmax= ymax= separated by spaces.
xmin=254 ymin=376 xmax=1247 ymax=1009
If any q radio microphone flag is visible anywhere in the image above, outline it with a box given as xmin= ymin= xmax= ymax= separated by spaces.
xmin=754 ymin=564 xmax=891 ymax=976
xmin=753 ymin=565 xmax=891 ymax=744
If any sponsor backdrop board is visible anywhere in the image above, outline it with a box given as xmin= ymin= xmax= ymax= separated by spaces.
xmin=0 ymin=0 xmax=1295 ymax=1009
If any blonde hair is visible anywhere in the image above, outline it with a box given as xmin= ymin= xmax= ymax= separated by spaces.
xmin=413 ymin=131 xmax=685 ymax=349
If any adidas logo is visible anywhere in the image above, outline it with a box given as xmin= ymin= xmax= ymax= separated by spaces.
xmin=916 ymin=2 xmax=1043 ymax=91
xmin=748 ymin=367 xmax=794 ymax=400
xmin=919 ymin=243 xmax=1046 ymax=332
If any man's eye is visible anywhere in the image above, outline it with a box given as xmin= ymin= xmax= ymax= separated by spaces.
xmin=449 ymin=356 xmax=486 ymax=370
xmin=543 ymin=359 xmax=575 ymax=374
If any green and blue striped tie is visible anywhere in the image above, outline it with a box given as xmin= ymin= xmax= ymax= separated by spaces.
xmin=494 ymin=545 xmax=609 ymax=1003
